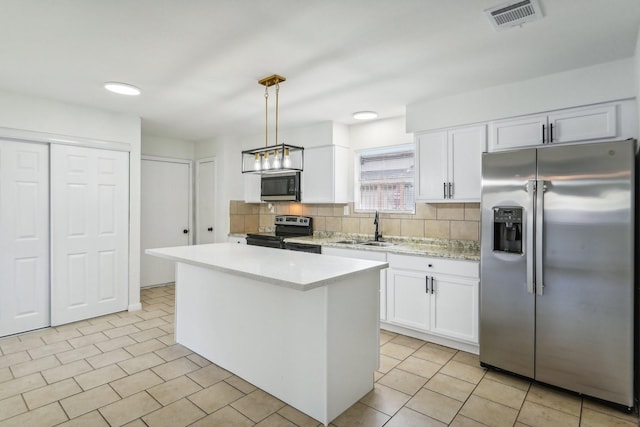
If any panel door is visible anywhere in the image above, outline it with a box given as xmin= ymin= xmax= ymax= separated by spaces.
xmin=387 ymin=268 xmax=430 ymax=331
xmin=430 ymin=274 xmax=478 ymax=343
xmin=548 ymin=104 xmax=616 ymax=144
xmin=535 ymin=141 xmax=634 ymax=406
xmin=196 ymin=158 xmax=216 ymax=244
xmin=489 ymin=114 xmax=547 ymax=151
xmin=479 ymin=148 xmax=536 ymax=378
xmin=0 ymin=141 xmax=50 ymax=336
xmin=51 ymin=145 xmax=129 ymax=326
xmin=449 ymin=125 xmax=485 ymax=201
xmin=141 ymin=159 xmax=191 ymax=287
xmin=416 ymin=131 xmax=447 ymax=201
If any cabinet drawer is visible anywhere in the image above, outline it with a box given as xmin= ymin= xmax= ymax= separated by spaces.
xmin=388 ymin=253 xmax=478 ymax=278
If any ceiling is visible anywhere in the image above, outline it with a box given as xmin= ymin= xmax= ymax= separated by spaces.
xmin=1 ymin=0 xmax=639 ymax=142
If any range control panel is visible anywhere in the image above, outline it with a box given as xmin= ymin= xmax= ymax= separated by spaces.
xmin=275 ymin=215 xmax=311 ymax=227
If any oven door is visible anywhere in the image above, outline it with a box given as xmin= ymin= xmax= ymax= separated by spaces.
xmin=283 ymin=242 xmax=321 ymax=254
xmin=246 ymin=235 xmax=283 ymax=248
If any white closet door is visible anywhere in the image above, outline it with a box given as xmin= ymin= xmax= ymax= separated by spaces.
xmin=141 ymin=158 xmax=191 ymax=287
xmin=0 ymin=141 xmax=50 ymax=336
xmin=196 ymin=158 xmax=216 ymax=244
xmin=51 ymin=145 xmax=129 ymax=326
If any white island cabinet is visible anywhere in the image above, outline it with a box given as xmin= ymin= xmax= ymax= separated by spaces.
xmin=146 ymin=243 xmax=387 ymax=426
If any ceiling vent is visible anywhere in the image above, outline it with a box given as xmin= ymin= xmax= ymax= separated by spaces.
xmin=485 ymin=0 xmax=544 ymax=31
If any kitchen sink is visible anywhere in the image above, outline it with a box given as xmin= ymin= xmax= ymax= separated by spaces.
xmin=333 ymin=239 xmax=365 ymax=245
xmin=360 ymin=241 xmax=395 ymax=247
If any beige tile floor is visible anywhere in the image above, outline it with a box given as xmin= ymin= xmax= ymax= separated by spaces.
xmin=0 ymin=284 xmax=638 ymax=427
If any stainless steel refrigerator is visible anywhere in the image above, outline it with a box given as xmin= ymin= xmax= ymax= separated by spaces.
xmin=480 ymin=139 xmax=635 ymax=409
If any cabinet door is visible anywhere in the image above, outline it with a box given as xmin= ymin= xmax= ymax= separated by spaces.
xmin=387 ymin=268 xmax=430 ymax=330
xmin=416 ymin=131 xmax=448 ymax=201
xmin=548 ymin=104 xmax=616 ymax=144
xmin=302 ymin=146 xmax=350 ymax=204
xmin=449 ymin=125 xmax=485 ymax=201
xmin=431 ymin=274 xmax=478 ymax=343
xmin=244 ymin=174 xmax=261 ymax=203
xmin=489 ymin=114 xmax=547 ymax=151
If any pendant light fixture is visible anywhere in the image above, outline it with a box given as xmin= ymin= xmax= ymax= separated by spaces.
xmin=242 ymin=74 xmax=303 ymax=174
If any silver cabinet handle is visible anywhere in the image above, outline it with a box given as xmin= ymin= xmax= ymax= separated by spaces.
xmin=535 ymin=180 xmax=546 ymax=296
xmin=448 ymin=182 xmax=453 ymax=199
xmin=425 ymin=276 xmax=429 ymax=293
xmin=443 ymin=182 xmax=447 ymax=199
xmin=526 ymin=180 xmax=535 ymax=294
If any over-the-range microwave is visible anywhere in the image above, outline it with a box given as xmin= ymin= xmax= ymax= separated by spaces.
xmin=261 ymin=172 xmax=301 ymax=202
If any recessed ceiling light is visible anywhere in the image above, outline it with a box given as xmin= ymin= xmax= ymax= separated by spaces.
xmin=104 ymin=82 xmax=141 ymax=96
xmin=353 ymin=111 xmax=378 ymax=120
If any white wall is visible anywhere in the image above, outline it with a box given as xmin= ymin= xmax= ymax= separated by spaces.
xmin=0 ymin=89 xmax=143 ymax=311
xmin=407 ymin=58 xmax=637 ymax=133
xmin=349 ymin=116 xmax=413 ymax=151
xmin=142 ymin=134 xmax=195 ymax=159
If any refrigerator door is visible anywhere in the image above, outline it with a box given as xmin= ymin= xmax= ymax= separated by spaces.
xmin=535 ymin=140 xmax=635 ymax=407
xmin=480 ymin=149 xmax=537 ymax=378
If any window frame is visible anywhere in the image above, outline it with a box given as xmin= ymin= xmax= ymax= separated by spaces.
xmin=353 ymin=142 xmax=416 ymax=214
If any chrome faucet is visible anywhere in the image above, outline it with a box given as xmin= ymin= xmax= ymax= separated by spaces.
xmin=374 ymin=210 xmax=382 ymax=241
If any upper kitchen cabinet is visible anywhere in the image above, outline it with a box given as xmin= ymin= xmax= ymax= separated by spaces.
xmin=416 ymin=124 xmax=486 ymax=203
xmin=489 ymin=100 xmax=637 ymax=152
xmin=302 ymin=145 xmax=350 ymax=204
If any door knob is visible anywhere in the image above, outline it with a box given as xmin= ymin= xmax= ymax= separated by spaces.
xmin=183 ymin=229 xmax=189 ymax=234
xmin=207 ymin=227 xmax=213 ymax=232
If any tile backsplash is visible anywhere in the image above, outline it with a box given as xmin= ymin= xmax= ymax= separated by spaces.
xmin=230 ymin=201 xmax=480 ymax=241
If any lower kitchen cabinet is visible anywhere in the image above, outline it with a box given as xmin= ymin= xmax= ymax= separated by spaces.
xmin=322 ymin=246 xmax=387 ymax=320
xmin=387 ymin=268 xmax=430 ymax=330
xmin=386 ymin=253 xmax=479 ymax=346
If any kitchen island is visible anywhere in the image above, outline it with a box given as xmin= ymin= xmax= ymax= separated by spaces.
xmin=146 ymin=243 xmax=388 ymax=426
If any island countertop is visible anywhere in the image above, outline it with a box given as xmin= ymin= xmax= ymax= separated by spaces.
xmin=146 ymin=243 xmax=388 ymax=291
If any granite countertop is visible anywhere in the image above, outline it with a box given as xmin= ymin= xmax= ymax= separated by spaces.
xmin=284 ymin=233 xmax=480 ymax=262
xmin=146 ymin=243 xmax=388 ymax=291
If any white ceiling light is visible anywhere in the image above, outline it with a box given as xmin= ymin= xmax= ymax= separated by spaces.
xmin=104 ymin=82 xmax=141 ymax=96
xmin=353 ymin=111 xmax=378 ymax=120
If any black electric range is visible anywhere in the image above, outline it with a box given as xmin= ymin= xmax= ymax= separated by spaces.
xmin=246 ymin=215 xmax=320 ymax=253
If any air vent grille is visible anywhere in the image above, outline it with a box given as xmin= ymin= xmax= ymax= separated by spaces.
xmin=485 ymin=0 xmax=543 ymax=31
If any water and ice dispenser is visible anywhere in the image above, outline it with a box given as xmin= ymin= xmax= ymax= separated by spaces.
xmin=493 ymin=207 xmax=523 ymax=254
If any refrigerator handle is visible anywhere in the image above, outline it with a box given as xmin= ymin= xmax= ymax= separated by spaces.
xmin=526 ymin=180 xmax=536 ymax=294
xmin=535 ymin=180 xmax=546 ymax=296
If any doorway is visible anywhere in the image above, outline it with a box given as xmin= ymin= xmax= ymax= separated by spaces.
xmin=141 ymin=157 xmax=192 ymax=287
xmin=196 ymin=157 xmax=216 ymax=244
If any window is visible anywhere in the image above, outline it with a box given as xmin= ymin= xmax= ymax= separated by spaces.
xmin=355 ymin=144 xmax=415 ymax=213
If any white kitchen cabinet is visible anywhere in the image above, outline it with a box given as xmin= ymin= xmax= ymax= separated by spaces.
xmin=228 ymin=236 xmax=246 ymax=244
xmin=416 ymin=124 xmax=486 ymax=202
xmin=489 ymin=100 xmax=636 ymax=151
xmin=386 ymin=253 xmax=479 ymax=344
xmin=244 ymin=173 xmax=261 ymax=203
xmin=387 ymin=268 xmax=430 ymax=330
xmin=302 ymin=145 xmax=350 ymax=203
xmin=430 ymin=273 xmax=478 ymax=343
xmin=322 ymin=246 xmax=387 ymax=320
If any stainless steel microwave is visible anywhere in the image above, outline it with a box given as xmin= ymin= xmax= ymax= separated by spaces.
xmin=261 ymin=172 xmax=301 ymax=202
